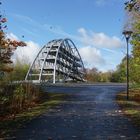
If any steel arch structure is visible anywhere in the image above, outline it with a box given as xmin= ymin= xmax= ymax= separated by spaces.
xmin=25 ymin=38 xmax=85 ymax=83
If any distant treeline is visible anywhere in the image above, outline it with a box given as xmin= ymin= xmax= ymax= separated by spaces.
xmin=84 ymin=57 xmax=127 ymax=83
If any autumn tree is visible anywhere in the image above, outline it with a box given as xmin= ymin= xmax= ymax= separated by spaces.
xmin=85 ymin=68 xmax=113 ymax=83
xmin=0 ymin=2 xmax=26 ymax=80
xmin=85 ymin=67 xmax=101 ymax=82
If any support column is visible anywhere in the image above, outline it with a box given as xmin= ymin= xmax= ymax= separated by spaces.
xmin=53 ymin=67 xmax=56 ymax=84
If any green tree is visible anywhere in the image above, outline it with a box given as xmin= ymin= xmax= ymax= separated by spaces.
xmin=110 ymin=57 xmax=128 ymax=83
xmin=125 ymin=0 xmax=140 ymax=84
xmin=100 ymin=71 xmax=112 ymax=82
xmin=130 ymin=23 xmax=140 ymax=83
xmin=5 ymin=58 xmax=30 ymax=82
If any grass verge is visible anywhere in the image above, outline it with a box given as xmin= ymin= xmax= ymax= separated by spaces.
xmin=116 ymin=89 xmax=140 ymax=128
xmin=0 ymin=93 xmax=66 ymax=138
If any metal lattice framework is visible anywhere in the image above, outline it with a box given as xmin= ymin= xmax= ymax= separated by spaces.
xmin=25 ymin=38 xmax=85 ymax=83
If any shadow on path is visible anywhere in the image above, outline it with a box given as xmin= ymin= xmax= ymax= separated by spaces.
xmin=12 ymin=84 xmax=140 ymax=140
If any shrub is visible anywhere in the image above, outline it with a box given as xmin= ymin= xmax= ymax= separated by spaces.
xmin=0 ymin=82 xmax=42 ymax=117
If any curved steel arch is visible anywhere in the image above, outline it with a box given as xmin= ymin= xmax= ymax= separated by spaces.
xmin=25 ymin=38 xmax=85 ymax=83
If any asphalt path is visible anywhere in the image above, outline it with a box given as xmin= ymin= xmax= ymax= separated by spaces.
xmin=12 ymin=84 xmax=140 ymax=140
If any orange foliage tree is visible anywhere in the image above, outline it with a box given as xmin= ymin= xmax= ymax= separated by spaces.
xmin=0 ymin=2 xmax=26 ymax=78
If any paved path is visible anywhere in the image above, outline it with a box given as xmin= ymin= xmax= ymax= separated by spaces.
xmin=13 ymin=85 xmax=140 ymax=140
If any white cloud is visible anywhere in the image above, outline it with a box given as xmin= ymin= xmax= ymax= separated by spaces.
xmin=13 ymin=14 xmax=35 ymax=25
xmin=9 ymin=14 xmax=124 ymax=71
xmin=77 ymin=28 xmax=124 ymax=70
xmin=12 ymin=14 xmax=123 ymax=50
xmin=7 ymin=33 xmax=19 ymax=41
xmin=79 ymin=46 xmax=105 ymax=68
xmin=12 ymin=41 xmax=40 ymax=64
xmin=7 ymin=33 xmax=40 ymax=64
xmin=95 ymin=0 xmax=122 ymax=6
xmin=95 ymin=0 xmax=105 ymax=6
xmin=78 ymin=28 xmax=123 ymax=49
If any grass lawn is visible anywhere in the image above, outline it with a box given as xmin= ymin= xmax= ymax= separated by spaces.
xmin=0 ymin=92 xmax=67 ymax=138
xmin=117 ymin=88 xmax=140 ymax=128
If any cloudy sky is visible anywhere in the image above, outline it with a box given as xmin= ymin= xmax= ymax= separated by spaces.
xmin=2 ymin=0 xmax=127 ymax=71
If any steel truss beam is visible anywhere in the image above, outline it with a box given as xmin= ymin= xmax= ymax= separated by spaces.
xmin=25 ymin=38 xmax=85 ymax=83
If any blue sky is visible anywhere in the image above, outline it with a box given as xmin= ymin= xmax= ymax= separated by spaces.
xmin=2 ymin=0 xmax=128 ymax=71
